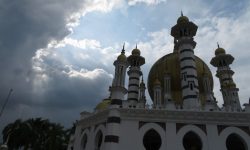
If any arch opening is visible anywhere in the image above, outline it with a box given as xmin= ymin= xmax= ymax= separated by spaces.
xmin=81 ymin=134 xmax=87 ymax=150
xmin=183 ymin=131 xmax=202 ymax=150
xmin=143 ymin=129 xmax=162 ymax=150
xmin=95 ymin=130 xmax=103 ymax=150
xmin=226 ymin=133 xmax=247 ymax=150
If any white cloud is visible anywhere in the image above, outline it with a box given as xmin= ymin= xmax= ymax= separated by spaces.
xmin=63 ymin=65 xmax=112 ymax=79
xmin=63 ymin=38 xmax=101 ymax=49
xmin=128 ymin=0 xmax=167 ymax=6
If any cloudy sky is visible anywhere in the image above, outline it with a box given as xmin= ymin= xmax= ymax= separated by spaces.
xmin=1 ymin=0 xmax=250 ymax=135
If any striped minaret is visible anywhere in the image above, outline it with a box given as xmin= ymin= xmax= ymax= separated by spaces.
xmin=210 ymin=44 xmax=241 ymax=112
xmin=105 ymin=45 xmax=128 ymax=150
xmin=171 ymin=13 xmax=200 ymax=110
xmin=110 ymin=44 xmax=129 ymax=107
xmin=127 ymin=45 xmax=145 ymax=107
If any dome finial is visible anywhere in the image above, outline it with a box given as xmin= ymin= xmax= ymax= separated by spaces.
xmin=181 ymin=10 xmax=183 ymax=17
xmin=217 ymin=42 xmax=220 ymax=48
xmin=136 ymin=43 xmax=137 ymax=49
xmin=121 ymin=43 xmax=125 ymax=54
xmin=142 ymin=75 xmax=144 ymax=82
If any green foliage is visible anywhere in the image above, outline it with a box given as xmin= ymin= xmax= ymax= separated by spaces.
xmin=2 ymin=118 xmax=75 ymax=150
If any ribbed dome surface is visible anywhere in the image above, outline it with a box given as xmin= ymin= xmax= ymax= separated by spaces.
xmin=147 ymin=52 xmax=213 ymax=105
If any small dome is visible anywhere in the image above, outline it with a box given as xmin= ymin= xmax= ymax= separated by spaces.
xmin=229 ymin=83 xmax=236 ymax=88
xmin=117 ymin=53 xmax=127 ymax=62
xmin=227 ymin=81 xmax=236 ymax=88
xmin=153 ymin=78 xmax=161 ymax=86
xmin=132 ymin=48 xmax=141 ymax=56
xmin=95 ymin=98 xmax=111 ymax=111
xmin=215 ymin=47 xmax=226 ymax=55
xmin=177 ymin=16 xmax=189 ymax=24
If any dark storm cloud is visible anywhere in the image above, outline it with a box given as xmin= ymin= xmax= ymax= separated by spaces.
xmin=0 ymin=0 xmax=113 ymax=134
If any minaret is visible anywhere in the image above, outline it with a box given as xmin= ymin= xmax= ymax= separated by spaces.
xmin=210 ymin=44 xmax=241 ymax=112
xmin=171 ymin=13 xmax=200 ymax=110
xmin=153 ymin=78 xmax=162 ymax=108
xmin=110 ymin=44 xmax=129 ymax=106
xmin=104 ymin=45 xmax=128 ymax=150
xmin=127 ymin=45 xmax=145 ymax=107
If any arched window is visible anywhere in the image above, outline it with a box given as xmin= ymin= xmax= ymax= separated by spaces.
xmin=183 ymin=131 xmax=202 ymax=150
xmin=226 ymin=133 xmax=247 ymax=150
xmin=81 ymin=134 xmax=88 ymax=150
xmin=95 ymin=130 xmax=103 ymax=150
xmin=143 ymin=129 xmax=162 ymax=150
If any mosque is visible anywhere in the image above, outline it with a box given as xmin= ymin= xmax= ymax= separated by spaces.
xmin=67 ymin=14 xmax=250 ymax=150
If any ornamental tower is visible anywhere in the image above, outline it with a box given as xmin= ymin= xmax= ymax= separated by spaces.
xmin=210 ymin=44 xmax=241 ymax=112
xmin=127 ymin=46 xmax=145 ymax=107
xmin=105 ymin=45 xmax=128 ymax=150
xmin=110 ymin=44 xmax=129 ymax=105
xmin=170 ymin=13 xmax=200 ymax=110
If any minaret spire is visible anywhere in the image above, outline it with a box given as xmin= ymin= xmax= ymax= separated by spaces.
xmin=211 ymin=45 xmax=242 ymax=112
xmin=110 ymin=45 xmax=129 ymax=104
xmin=122 ymin=43 xmax=125 ymax=54
xmin=171 ymin=13 xmax=199 ymax=110
xmin=127 ymin=45 xmax=145 ymax=107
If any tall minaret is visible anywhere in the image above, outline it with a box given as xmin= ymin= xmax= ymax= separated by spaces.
xmin=210 ymin=44 xmax=241 ymax=112
xmin=105 ymin=45 xmax=128 ymax=150
xmin=171 ymin=12 xmax=200 ymax=110
xmin=127 ymin=45 xmax=145 ymax=107
xmin=110 ymin=44 xmax=129 ymax=106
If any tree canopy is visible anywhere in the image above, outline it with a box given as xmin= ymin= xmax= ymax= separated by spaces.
xmin=2 ymin=118 xmax=75 ymax=150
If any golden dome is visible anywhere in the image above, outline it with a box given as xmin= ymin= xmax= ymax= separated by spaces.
xmin=147 ymin=52 xmax=213 ymax=105
xmin=117 ymin=53 xmax=127 ymax=62
xmin=215 ymin=47 xmax=226 ymax=55
xmin=95 ymin=98 xmax=111 ymax=111
xmin=132 ymin=48 xmax=141 ymax=56
xmin=177 ymin=16 xmax=189 ymax=24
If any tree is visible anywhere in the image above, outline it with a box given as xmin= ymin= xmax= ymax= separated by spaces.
xmin=2 ymin=118 xmax=70 ymax=150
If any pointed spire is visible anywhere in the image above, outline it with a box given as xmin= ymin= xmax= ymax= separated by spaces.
xmin=181 ymin=10 xmax=183 ymax=16
xmin=217 ymin=42 xmax=220 ymax=48
xmin=121 ymin=43 xmax=125 ymax=54
xmin=141 ymin=75 xmax=144 ymax=82
xmin=135 ymin=43 xmax=137 ymax=49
